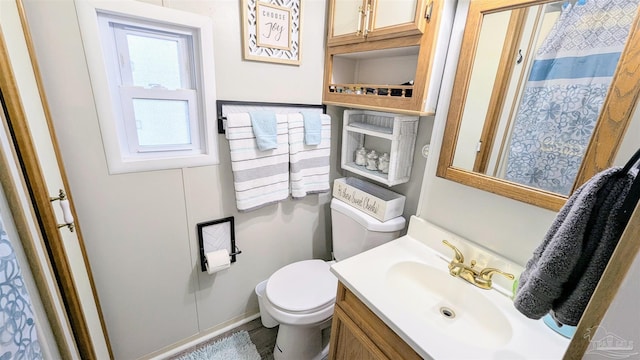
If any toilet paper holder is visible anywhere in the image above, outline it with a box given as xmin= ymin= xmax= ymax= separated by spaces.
xmin=197 ymin=216 xmax=241 ymax=272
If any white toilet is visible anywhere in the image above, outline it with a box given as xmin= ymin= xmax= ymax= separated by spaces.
xmin=262 ymin=198 xmax=406 ymax=360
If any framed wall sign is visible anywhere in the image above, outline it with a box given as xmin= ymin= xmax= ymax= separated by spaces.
xmin=242 ymin=0 xmax=301 ymax=65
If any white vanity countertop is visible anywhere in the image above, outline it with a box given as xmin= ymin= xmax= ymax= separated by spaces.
xmin=330 ymin=216 xmax=570 ymax=360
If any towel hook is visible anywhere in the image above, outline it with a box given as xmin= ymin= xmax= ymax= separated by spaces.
xmin=516 ymin=49 xmax=523 ymax=64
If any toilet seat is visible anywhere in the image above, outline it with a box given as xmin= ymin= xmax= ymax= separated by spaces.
xmin=266 ymin=259 xmax=337 ymax=314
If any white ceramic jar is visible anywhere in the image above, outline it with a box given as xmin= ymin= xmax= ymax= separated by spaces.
xmin=378 ymin=152 xmax=390 ymax=173
xmin=366 ymin=150 xmax=379 ymax=171
xmin=355 ymin=147 xmax=367 ymax=166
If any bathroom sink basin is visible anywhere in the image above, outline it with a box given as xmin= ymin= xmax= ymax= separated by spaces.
xmin=385 ymin=261 xmax=512 ymax=348
xmin=330 ymin=218 xmax=570 ymax=359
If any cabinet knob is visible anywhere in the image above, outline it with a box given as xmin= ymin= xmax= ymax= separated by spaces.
xmin=356 ymin=6 xmax=363 ymax=36
xmin=363 ymin=3 xmax=372 ymax=37
xmin=425 ymin=1 xmax=434 ymax=22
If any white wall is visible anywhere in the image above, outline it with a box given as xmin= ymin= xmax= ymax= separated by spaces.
xmin=22 ymin=0 xmax=330 ymax=358
xmin=583 ymin=252 xmax=640 ymax=359
xmin=452 ymin=10 xmax=509 ymax=170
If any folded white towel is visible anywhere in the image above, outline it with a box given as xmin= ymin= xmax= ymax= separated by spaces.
xmin=226 ymin=113 xmax=289 ymax=211
xmin=288 ymin=113 xmax=331 ymax=198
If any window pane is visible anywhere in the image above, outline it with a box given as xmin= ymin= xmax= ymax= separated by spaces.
xmin=132 ymin=99 xmax=191 ymax=146
xmin=127 ymin=34 xmax=183 ymax=89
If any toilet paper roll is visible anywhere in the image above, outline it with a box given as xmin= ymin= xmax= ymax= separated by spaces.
xmin=205 ymin=249 xmax=231 ymax=274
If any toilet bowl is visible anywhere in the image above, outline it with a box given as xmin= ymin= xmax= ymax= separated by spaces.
xmin=263 ymin=260 xmax=337 ymax=360
xmin=261 ymin=198 xmax=406 ymax=360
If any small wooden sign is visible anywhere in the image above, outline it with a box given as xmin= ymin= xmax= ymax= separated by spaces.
xmin=333 ymin=178 xmax=406 ymax=222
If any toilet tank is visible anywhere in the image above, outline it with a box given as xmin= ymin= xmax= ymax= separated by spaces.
xmin=330 ymin=198 xmax=406 ymax=261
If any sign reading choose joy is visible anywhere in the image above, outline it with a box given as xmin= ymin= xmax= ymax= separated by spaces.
xmin=256 ymin=2 xmax=291 ymax=51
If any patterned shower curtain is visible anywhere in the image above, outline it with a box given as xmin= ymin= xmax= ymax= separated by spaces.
xmin=0 ymin=212 xmax=42 ymax=359
xmin=504 ymin=0 xmax=638 ymax=195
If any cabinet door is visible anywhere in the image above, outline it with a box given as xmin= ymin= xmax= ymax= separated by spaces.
xmin=330 ymin=307 xmax=389 ymax=360
xmin=329 ymin=283 xmax=422 ymax=360
xmin=366 ymin=0 xmax=428 ymax=41
xmin=328 ymin=0 xmax=368 ymax=46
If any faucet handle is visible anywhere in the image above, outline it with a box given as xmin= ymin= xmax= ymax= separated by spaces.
xmin=442 ymin=240 xmax=464 ymax=264
xmin=478 ymin=268 xmax=515 ymax=282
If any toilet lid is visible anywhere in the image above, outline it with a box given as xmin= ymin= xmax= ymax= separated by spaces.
xmin=266 ymin=260 xmax=338 ymax=313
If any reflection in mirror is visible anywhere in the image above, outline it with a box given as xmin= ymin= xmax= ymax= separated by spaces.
xmin=453 ymin=2 xmax=564 ymax=181
xmin=439 ymin=0 xmax=640 ymax=210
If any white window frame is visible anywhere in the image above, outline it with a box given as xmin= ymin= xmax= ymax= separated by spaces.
xmin=75 ymin=0 xmax=218 ymax=174
xmin=119 ymin=88 xmax=199 ymax=153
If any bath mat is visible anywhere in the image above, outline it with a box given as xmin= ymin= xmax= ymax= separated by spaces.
xmin=175 ymin=330 xmax=261 ymax=360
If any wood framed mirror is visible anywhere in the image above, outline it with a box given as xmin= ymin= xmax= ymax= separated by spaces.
xmin=437 ymin=0 xmax=640 ymax=211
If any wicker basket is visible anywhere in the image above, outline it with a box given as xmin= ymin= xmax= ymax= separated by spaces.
xmin=341 ymin=110 xmax=418 ymax=186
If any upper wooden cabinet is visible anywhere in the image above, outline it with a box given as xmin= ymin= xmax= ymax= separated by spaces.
xmin=327 ymin=0 xmax=431 ymax=46
xmin=323 ymin=0 xmax=455 ymax=115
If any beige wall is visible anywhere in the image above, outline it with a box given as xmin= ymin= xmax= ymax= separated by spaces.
xmin=22 ymin=0 xmax=431 ymax=357
xmin=22 ymin=0 xmax=639 ymax=357
xmin=22 ymin=0 xmax=331 ymax=358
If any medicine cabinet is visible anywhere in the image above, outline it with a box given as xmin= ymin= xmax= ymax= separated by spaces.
xmin=323 ymin=0 xmax=455 ymax=115
xmin=327 ymin=0 xmax=430 ymax=47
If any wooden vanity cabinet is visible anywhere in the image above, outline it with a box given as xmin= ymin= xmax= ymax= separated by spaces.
xmin=323 ymin=0 xmax=452 ymax=115
xmin=329 ymin=282 xmax=421 ymax=360
xmin=327 ymin=0 xmax=430 ymax=47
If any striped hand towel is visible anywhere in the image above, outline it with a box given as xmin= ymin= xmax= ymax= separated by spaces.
xmin=226 ymin=113 xmax=289 ymax=211
xmin=288 ymin=113 xmax=331 ymax=199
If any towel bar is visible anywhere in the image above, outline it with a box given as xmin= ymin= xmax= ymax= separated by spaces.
xmin=216 ymin=99 xmax=325 ymax=134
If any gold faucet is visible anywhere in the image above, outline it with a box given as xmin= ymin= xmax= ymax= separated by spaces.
xmin=442 ymin=240 xmax=514 ymax=290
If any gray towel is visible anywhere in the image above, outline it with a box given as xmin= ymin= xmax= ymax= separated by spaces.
xmin=514 ymin=167 xmax=634 ymax=326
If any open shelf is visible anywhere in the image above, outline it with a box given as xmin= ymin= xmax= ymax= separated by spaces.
xmin=341 ymin=109 xmax=418 ymax=186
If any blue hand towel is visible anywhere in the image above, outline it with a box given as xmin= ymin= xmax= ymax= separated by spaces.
xmin=249 ymin=111 xmax=278 ymax=150
xmin=301 ymin=111 xmax=321 ymax=145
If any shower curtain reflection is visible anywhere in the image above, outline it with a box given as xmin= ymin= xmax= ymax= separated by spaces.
xmin=504 ymin=0 xmax=638 ymax=194
xmin=0 ymin=212 xmax=42 ymax=359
